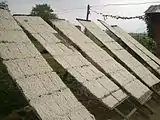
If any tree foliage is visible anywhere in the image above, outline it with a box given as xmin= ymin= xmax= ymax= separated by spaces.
xmin=0 ymin=1 xmax=9 ymax=11
xmin=131 ymin=33 xmax=156 ymax=54
xmin=31 ymin=4 xmax=58 ymax=22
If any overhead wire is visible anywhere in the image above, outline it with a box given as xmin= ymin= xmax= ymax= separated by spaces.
xmin=90 ymin=9 xmax=145 ymax=20
xmin=55 ymin=1 xmax=160 ymax=14
xmin=91 ymin=1 xmax=160 ymax=7
xmin=55 ymin=7 xmax=86 ymax=14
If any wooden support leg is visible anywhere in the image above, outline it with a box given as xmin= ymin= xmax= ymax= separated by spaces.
xmin=151 ymin=88 xmax=160 ymax=100
xmin=152 ymin=95 xmax=160 ymax=104
xmin=126 ymin=108 xmax=137 ymax=119
xmin=114 ymin=108 xmax=128 ymax=120
xmin=143 ymin=104 xmax=154 ymax=115
xmin=138 ymin=109 xmax=150 ymax=120
xmin=126 ymin=99 xmax=136 ymax=108
xmin=152 ymin=93 xmax=160 ymax=103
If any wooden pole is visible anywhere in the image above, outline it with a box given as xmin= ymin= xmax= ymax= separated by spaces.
xmin=86 ymin=4 xmax=90 ymax=20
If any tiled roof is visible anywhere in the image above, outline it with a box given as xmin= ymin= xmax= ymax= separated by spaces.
xmin=145 ymin=5 xmax=160 ymax=13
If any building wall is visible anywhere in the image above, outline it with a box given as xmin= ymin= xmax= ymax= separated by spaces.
xmin=155 ymin=22 xmax=160 ymax=58
xmin=148 ymin=13 xmax=160 ymax=58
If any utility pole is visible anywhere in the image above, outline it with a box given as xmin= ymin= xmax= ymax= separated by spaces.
xmin=86 ymin=4 xmax=90 ymax=20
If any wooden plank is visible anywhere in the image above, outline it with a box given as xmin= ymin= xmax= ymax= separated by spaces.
xmin=50 ymin=19 xmax=151 ymax=104
xmin=98 ymin=20 xmax=160 ymax=75
xmin=0 ymin=9 xmax=95 ymax=120
xmin=15 ymin=16 xmax=128 ymax=109
xmin=79 ymin=20 xmax=159 ymax=88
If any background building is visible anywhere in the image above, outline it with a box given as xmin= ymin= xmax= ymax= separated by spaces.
xmin=145 ymin=5 xmax=160 ymax=57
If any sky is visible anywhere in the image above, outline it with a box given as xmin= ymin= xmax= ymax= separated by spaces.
xmin=5 ymin=0 xmax=160 ymax=33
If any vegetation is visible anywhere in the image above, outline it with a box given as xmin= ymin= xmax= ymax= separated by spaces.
xmin=0 ymin=1 xmax=9 ymax=11
xmin=31 ymin=4 xmax=58 ymax=22
xmin=130 ymin=33 xmax=156 ymax=54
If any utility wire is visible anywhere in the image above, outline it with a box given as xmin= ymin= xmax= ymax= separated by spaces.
xmin=90 ymin=9 xmax=145 ymax=20
xmin=55 ymin=7 xmax=86 ymax=14
xmin=91 ymin=1 xmax=160 ymax=7
xmin=55 ymin=1 xmax=160 ymax=14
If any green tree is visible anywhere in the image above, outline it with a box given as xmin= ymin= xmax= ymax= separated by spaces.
xmin=31 ymin=4 xmax=58 ymax=22
xmin=0 ymin=1 xmax=9 ymax=11
xmin=131 ymin=33 xmax=156 ymax=54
